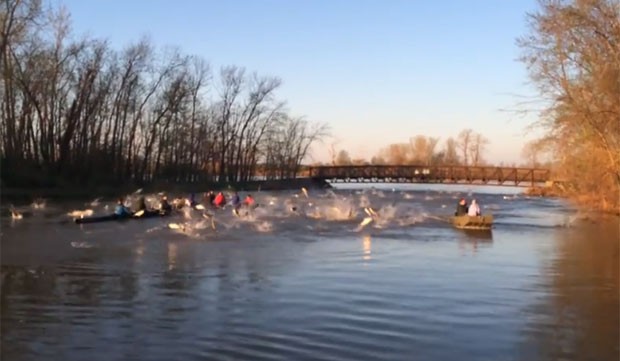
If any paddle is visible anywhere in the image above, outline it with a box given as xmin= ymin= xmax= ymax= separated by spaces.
xmin=360 ymin=217 xmax=373 ymax=227
xmin=353 ymin=216 xmax=374 ymax=232
xmin=133 ymin=210 xmax=145 ymax=217
xmin=364 ymin=207 xmax=377 ymax=217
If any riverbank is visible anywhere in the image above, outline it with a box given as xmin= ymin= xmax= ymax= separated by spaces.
xmin=525 ymin=184 xmax=620 ymax=216
xmin=0 ymin=178 xmax=331 ymax=203
xmin=524 ymin=184 xmax=564 ymax=197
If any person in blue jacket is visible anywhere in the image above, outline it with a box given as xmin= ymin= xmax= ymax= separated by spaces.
xmin=188 ymin=193 xmax=198 ymax=208
xmin=231 ymin=192 xmax=241 ymax=207
xmin=114 ymin=198 xmax=132 ymax=217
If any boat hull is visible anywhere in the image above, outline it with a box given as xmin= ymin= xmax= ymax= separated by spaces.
xmin=74 ymin=210 xmax=168 ymax=224
xmin=452 ymin=215 xmax=493 ymax=230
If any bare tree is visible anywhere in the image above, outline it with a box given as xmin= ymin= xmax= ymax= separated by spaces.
xmin=443 ymin=137 xmax=460 ymax=165
xmin=468 ymin=133 xmax=489 ymax=166
xmin=425 ymin=137 xmax=440 ymax=165
xmin=456 ymin=129 xmax=473 ymax=165
xmin=263 ymin=115 xmax=329 ymax=179
xmin=521 ymin=139 xmax=544 ymax=167
xmin=335 ymin=149 xmax=351 ymax=165
xmin=370 ymin=155 xmax=385 ymax=164
xmin=409 ymin=136 xmax=427 ymax=164
xmin=408 ymin=135 xmax=440 ymax=165
xmin=379 ymin=143 xmax=409 ymax=165
xmin=518 ymin=0 xmax=620 ymax=211
xmin=351 ymin=157 xmax=368 ymax=165
xmin=0 ymin=1 xmax=328 ymax=188
xmin=327 ymin=138 xmax=340 ymax=166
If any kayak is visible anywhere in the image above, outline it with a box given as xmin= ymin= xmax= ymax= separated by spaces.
xmin=74 ymin=210 xmax=169 ymax=224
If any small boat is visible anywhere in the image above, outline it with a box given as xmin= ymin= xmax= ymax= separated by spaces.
xmin=452 ymin=214 xmax=493 ymax=230
xmin=74 ymin=210 xmax=170 ymax=224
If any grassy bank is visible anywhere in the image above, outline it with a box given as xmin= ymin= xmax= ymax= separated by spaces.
xmin=0 ymin=178 xmax=331 ymax=203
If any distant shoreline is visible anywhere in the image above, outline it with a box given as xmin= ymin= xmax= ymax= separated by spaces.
xmin=0 ymin=178 xmax=331 ymax=203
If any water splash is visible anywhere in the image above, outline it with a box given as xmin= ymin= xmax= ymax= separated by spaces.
xmin=70 ymin=241 xmax=96 ymax=248
xmin=67 ymin=209 xmax=94 ymax=218
xmin=181 ymin=207 xmax=193 ymax=220
xmin=31 ymin=198 xmax=46 ymax=209
xmin=307 ymin=198 xmax=357 ymax=221
xmin=254 ymin=221 xmax=273 ymax=232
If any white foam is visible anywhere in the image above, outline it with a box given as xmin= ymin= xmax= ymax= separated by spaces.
xmin=67 ymin=209 xmax=94 ymax=218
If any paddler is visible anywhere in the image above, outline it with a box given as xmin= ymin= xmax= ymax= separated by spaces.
xmin=160 ymin=196 xmax=172 ymax=215
xmin=114 ymin=197 xmax=132 ymax=217
xmin=244 ymin=194 xmax=255 ymax=208
xmin=231 ymin=191 xmax=241 ymax=209
xmin=188 ymin=193 xmax=198 ymax=208
xmin=213 ymin=191 xmax=226 ymax=208
xmin=206 ymin=191 xmax=216 ymax=205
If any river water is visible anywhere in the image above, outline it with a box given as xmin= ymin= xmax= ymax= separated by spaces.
xmin=1 ymin=184 xmax=618 ymax=361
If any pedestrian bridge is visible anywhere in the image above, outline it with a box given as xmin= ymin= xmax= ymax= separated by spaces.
xmin=308 ymin=165 xmax=551 ymax=187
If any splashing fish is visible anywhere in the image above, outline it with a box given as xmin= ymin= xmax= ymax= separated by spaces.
xmin=11 ymin=210 xmax=23 ymax=220
xmin=31 ymin=199 xmax=46 ymax=209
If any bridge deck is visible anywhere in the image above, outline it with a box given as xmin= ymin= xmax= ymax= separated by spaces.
xmin=308 ymin=165 xmax=551 ymax=187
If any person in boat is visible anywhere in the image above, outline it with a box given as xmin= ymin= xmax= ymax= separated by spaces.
xmin=136 ymin=196 xmax=148 ymax=212
xmin=455 ymin=198 xmax=468 ymax=216
xmin=213 ymin=191 xmax=226 ymax=208
xmin=468 ymin=199 xmax=481 ymax=216
xmin=206 ymin=191 xmax=216 ymax=205
xmin=188 ymin=193 xmax=198 ymax=208
xmin=114 ymin=198 xmax=132 ymax=217
xmin=160 ymin=196 xmax=172 ymax=215
xmin=173 ymin=197 xmax=185 ymax=209
xmin=244 ymin=194 xmax=256 ymax=208
xmin=231 ymin=192 xmax=241 ymax=209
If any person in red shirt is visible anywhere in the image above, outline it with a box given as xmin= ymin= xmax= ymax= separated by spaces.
xmin=213 ymin=192 xmax=226 ymax=207
xmin=244 ymin=194 xmax=255 ymax=207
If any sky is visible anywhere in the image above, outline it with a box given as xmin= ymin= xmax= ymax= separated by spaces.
xmin=54 ymin=0 xmax=544 ymax=164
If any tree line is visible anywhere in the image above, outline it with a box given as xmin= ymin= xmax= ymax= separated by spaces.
xmin=325 ymin=129 xmax=491 ymax=167
xmin=517 ymin=0 xmax=619 ymax=212
xmin=0 ymin=0 xmax=328 ymax=188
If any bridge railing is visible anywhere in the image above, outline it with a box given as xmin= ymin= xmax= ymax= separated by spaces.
xmin=308 ymin=165 xmax=551 ymax=186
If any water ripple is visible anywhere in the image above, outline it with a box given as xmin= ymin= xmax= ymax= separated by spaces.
xmin=1 ymin=188 xmax=618 ymax=361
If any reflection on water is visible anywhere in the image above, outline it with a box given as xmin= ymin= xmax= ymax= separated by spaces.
xmin=457 ymin=230 xmax=494 ymax=256
xmin=523 ymin=217 xmax=619 ymax=361
xmin=362 ymin=235 xmax=372 ymax=261
xmin=167 ymin=242 xmax=178 ymax=271
xmin=1 ymin=187 xmax=618 ymax=361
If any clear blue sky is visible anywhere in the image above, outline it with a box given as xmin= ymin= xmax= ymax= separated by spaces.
xmin=56 ymin=0 xmax=542 ymax=164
